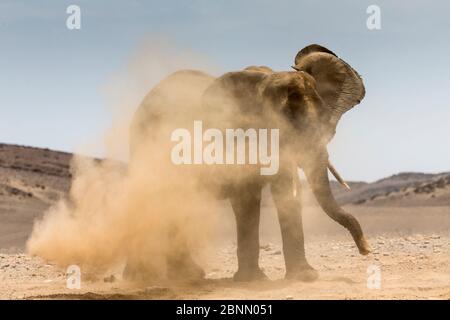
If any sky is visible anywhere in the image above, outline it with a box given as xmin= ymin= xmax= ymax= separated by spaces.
xmin=1 ymin=0 xmax=450 ymax=182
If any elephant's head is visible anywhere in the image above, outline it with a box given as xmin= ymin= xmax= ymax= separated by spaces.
xmin=258 ymin=44 xmax=364 ymax=145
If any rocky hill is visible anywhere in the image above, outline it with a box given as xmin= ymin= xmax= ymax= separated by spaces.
xmin=331 ymin=172 xmax=450 ymax=206
xmin=0 ymin=144 xmax=72 ymax=250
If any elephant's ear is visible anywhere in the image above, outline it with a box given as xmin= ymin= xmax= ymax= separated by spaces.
xmin=293 ymin=44 xmax=365 ymax=125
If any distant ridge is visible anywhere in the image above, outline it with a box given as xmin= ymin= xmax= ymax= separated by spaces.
xmin=331 ymin=171 xmax=450 ymax=206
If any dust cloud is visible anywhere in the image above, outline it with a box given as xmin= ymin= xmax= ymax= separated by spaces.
xmin=26 ymin=40 xmax=222 ymax=279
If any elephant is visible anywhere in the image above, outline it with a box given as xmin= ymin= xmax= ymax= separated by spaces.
xmin=126 ymin=44 xmax=371 ymax=282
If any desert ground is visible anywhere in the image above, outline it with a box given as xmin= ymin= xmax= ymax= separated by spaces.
xmin=1 ymin=143 xmax=450 ymax=299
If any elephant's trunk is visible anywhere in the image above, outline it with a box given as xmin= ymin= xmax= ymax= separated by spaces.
xmin=304 ymin=159 xmax=371 ymax=255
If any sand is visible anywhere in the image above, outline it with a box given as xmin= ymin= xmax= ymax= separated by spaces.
xmin=1 ymin=205 xmax=450 ymax=300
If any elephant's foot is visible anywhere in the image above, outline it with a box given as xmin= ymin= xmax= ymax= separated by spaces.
xmin=356 ymin=236 xmax=371 ymax=255
xmin=167 ymin=255 xmax=205 ymax=281
xmin=123 ymin=261 xmax=161 ymax=283
xmin=233 ymin=267 xmax=268 ymax=282
xmin=285 ymin=262 xmax=319 ymax=282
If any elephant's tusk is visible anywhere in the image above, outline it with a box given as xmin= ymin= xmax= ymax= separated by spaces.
xmin=328 ymin=162 xmax=351 ymax=190
xmin=292 ymin=174 xmax=297 ymax=197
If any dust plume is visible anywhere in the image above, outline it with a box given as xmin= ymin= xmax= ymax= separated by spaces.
xmin=26 ymin=41 xmax=221 ymax=279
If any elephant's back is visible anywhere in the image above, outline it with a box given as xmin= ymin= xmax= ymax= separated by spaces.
xmin=130 ymin=70 xmax=215 ymax=156
xmin=134 ymin=70 xmax=214 ymax=125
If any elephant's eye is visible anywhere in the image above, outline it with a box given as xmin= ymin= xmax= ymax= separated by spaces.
xmin=288 ymin=91 xmax=302 ymax=101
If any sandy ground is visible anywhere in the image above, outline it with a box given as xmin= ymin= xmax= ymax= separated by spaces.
xmin=1 ymin=234 xmax=449 ymax=300
xmin=1 ymin=205 xmax=450 ymax=300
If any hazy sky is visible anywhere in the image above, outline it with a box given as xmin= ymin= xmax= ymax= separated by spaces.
xmin=1 ymin=0 xmax=450 ymax=181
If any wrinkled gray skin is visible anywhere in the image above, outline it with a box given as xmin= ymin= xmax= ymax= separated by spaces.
xmin=127 ymin=44 xmax=371 ymax=282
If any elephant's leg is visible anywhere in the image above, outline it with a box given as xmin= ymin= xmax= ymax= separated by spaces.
xmin=166 ymin=225 xmax=205 ymax=281
xmin=229 ymin=182 xmax=266 ymax=281
xmin=271 ymin=169 xmax=319 ymax=281
xmin=123 ymin=244 xmax=161 ymax=283
xmin=123 ymin=225 xmax=205 ymax=282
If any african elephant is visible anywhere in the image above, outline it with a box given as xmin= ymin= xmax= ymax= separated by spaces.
xmin=127 ymin=44 xmax=371 ymax=282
